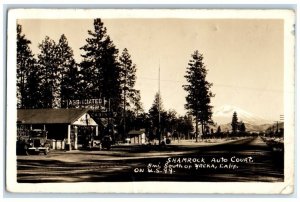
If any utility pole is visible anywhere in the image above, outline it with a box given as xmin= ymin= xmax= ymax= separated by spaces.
xmin=195 ymin=112 xmax=198 ymax=142
xmin=123 ymin=88 xmax=126 ymax=139
xmin=108 ymin=98 xmax=111 ymax=126
xmin=158 ymin=64 xmax=161 ymax=144
xmin=195 ymin=88 xmax=198 ymax=143
xmin=123 ymin=64 xmax=127 ymax=140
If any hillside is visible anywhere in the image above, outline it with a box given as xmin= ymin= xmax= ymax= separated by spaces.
xmin=215 ymin=122 xmax=272 ymax=133
xmin=211 ymin=105 xmax=275 ymax=133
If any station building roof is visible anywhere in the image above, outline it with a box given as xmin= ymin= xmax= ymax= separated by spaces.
xmin=17 ymin=108 xmax=97 ymax=126
xmin=128 ymin=129 xmax=146 ymax=136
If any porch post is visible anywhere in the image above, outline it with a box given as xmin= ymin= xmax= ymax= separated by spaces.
xmin=74 ymin=126 xmax=78 ymax=150
xmin=96 ymin=126 xmax=101 ymax=150
xmin=67 ymin=124 xmax=71 ymax=151
xmin=96 ymin=125 xmax=98 ymax=136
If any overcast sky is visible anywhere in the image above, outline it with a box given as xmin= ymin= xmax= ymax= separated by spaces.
xmin=17 ymin=18 xmax=284 ymax=121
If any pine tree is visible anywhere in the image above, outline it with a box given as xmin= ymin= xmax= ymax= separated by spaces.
xmin=149 ymin=92 xmax=164 ymax=142
xmin=217 ymin=126 xmax=221 ymax=134
xmin=37 ymin=36 xmax=61 ymax=108
xmin=183 ymin=50 xmax=214 ymax=142
xmin=240 ymin=122 xmax=246 ymax=133
xmin=119 ymin=48 xmax=139 ymax=107
xmin=25 ymin=63 xmax=43 ymax=108
xmin=17 ymin=24 xmax=36 ymax=108
xmin=231 ymin=111 xmax=238 ymax=134
xmin=131 ymin=90 xmax=144 ymax=116
xmin=149 ymin=92 xmax=164 ymax=126
xmin=119 ymin=48 xmax=138 ymax=137
xmin=57 ymin=34 xmax=80 ymax=107
xmin=80 ymin=18 xmax=121 ymax=111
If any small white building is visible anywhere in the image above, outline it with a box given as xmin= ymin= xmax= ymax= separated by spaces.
xmin=127 ymin=129 xmax=146 ymax=144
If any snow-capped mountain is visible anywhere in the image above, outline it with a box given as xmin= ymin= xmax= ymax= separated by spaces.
xmin=213 ymin=105 xmax=272 ymax=125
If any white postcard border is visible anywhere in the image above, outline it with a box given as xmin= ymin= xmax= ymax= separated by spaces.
xmin=6 ymin=9 xmax=295 ymax=194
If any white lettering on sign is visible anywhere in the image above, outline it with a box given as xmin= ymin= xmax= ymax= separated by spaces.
xmin=62 ymin=98 xmax=108 ymax=110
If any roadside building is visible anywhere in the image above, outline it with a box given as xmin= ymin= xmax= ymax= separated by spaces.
xmin=17 ymin=108 xmax=98 ymax=150
xmin=127 ymin=129 xmax=146 ymax=144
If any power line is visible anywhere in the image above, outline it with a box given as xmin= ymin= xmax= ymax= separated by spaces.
xmin=138 ymin=76 xmax=283 ymax=93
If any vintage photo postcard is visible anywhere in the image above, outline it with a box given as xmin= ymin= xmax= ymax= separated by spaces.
xmin=6 ymin=9 xmax=295 ymax=194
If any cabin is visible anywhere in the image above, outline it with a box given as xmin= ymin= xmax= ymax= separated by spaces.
xmin=127 ymin=129 xmax=146 ymax=144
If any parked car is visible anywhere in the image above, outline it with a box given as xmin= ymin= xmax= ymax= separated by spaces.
xmin=17 ymin=129 xmax=50 ymax=155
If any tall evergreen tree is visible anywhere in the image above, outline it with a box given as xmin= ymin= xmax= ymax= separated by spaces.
xmin=80 ymin=18 xmax=121 ymax=111
xmin=119 ymin=48 xmax=141 ymax=136
xmin=17 ymin=24 xmax=36 ymax=108
xmin=57 ymin=34 xmax=80 ymax=107
xmin=131 ymin=90 xmax=144 ymax=116
xmin=149 ymin=92 xmax=164 ymax=142
xmin=240 ymin=121 xmax=246 ymax=133
xmin=183 ymin=50 xmax=214 ymax=142
xmin=231 ymin=111 xmax=238 ymax=134
xmin=37 ymin=36 xmax=61 ymax=108
xmin=119 ymin=48 xmax=138 ymax=108
xmin=25 ymin=63 xmax=43 ymax=108
xmin=149 ymin=92 xmax=164 ymax=127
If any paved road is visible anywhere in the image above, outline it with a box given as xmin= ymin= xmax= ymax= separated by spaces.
xmin=17 ymin=137 xmax=284 ymax=183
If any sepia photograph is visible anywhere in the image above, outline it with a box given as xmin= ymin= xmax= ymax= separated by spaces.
xmin=6 ymin=9 xmax=295 ymax=194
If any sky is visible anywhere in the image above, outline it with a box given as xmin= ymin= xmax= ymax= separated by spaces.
xmin=17 ymin=18 xmax=284 ymax=121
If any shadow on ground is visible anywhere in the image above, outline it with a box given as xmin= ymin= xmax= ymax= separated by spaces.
xmin=17 ymin=138 xmax=284 ymax=183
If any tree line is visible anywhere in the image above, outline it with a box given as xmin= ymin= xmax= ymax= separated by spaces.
xmin=17 ymin=18 xmax=216 ymax=141
xmin=17 ymin=19 xmax=141 ymax=112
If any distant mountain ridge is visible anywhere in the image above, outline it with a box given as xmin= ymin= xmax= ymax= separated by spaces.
xmin=212 ymin=105 xmax=273 ymax=133
xmin=215 ymin=122 xmax=272 ymax=133
xmin=213 ymin=105 xmax=272 ymax=125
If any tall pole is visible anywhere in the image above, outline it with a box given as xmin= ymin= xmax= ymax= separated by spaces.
xmin=195 ymin=112 xmax=198 ymax=143
xmin=158 ymin=64 xmax=161 ymax=144
xmin=123 ymin=64 xmax=127 ymax=140
xmin=108 ymin=98 xmax=111 ymax=126
xmin=123 ymin=90 xmax=126 ymax=139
